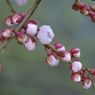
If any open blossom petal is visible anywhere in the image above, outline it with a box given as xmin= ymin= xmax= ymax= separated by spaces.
xmin=15 ymin=0 xmax=27 ymax=6
xmin=37 ymin=25 xmax=55 ymax=44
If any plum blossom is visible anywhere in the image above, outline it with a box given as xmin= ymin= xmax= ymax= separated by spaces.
xmin=37 ymin=25 xmax=55 ymax=44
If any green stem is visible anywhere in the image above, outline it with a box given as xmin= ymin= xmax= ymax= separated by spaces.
xmin=6 ymin=0 xmax=16 ymax=13
xmin=0 ymin=0 xmax=41 ymax=51
xmin=44 ymin=44 xmax=61 ymax=56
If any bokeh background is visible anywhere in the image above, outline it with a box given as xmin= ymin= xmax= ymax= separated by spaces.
xmin=0 ymin=0 xmax=95 ymax=95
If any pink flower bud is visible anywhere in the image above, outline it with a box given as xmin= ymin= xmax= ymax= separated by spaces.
xmin=72 ymin=2 xmax=79 ymax=11
xmin=15 ymin=0 xmax=27 ymax=6
xmin=88 ymin=10 xmax=95 ymax=17
xmin=25 ymin=22 xmax=38 ymax=36
xmin=90 ymin=5 xmax=95 ymax=12
xmin=61 ymin=51 xmax=71 ymax=62
xmin=2 ymin=28 xmax=14 ymax=38
xmin=71 ymin=60 xmax=82 ymax=72
xmin=80 ymin=8 xmax=89 ymax=16
xmin=5 ymin=15 xmax=14 ymax=26
xmin=53 ymin=42 xmax=65 ymax=52
xmin=0 ymin=34 xmax=5 ymax=44
xmin=46 ymin=54 xmax=59 ymax=66
xmin=84 ymin=4 xmax=90 ymax=11
xmin=15 ymin=31 xmax=27 ymax=44
xmin=12 ymin=13 xmax=25 ymax=25
xmin=77 ymin=0 xmax=84 ymax=9
xmin=90 ymin=69 xmax=95 ymax=75
xmin=82 ymin=76 xmax=92 ymax=89
xmin=71 ymin=47 xmax=80 ymax=59
xmin=71 ymin=72 xmax=82 ymax=82
xmin=37 ymin=25 xmax=55 ymax=44
xmin=25 ymin=37 xmax=37 ymax=51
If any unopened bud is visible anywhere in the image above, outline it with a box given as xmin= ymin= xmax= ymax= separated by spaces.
xmin=2 ymin=28 xmax=14 ymax=38
xmin=25 ymin=37 xmax=37 ymax=51
xmin=46 ymin=54 xmax=59 ymax=66
xmin=15 ymin=31 xmax=27 ymax=44
xmin=71 ymin=47 xmax=80 ymax=59
xmin=5 ymin=15 xmax=14 ymax=26
xmin=53 ymin=42 xmax=65 ymax=52
xmin=61 ymin=51 xmax=71 ymax=62
xmin=82 ymin=75 xmax=92 ymax=89
xmin=71 ymin=72 xmax=82 ymax=82
xmin=70 ymin=60 xmax=82 ymax=72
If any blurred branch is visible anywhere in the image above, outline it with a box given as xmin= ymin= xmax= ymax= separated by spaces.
xmin=0 ymin=0 xmax=41 ymax=51
xmin=6 ymin=0 xmax=16 ymax=13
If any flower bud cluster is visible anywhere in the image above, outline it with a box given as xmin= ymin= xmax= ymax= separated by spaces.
xmin=1 ymin=11 xmax=55 ymax=51
xmin=45 ymin=42 xmax=95 ymax=89
xmin=72 ymin=0 xmax=95 ymax=22
xmin=45 ymin=42 xmax=80 ymax=66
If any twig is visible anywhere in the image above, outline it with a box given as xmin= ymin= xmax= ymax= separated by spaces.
xmin=6 ymin=0 xmax=16 ymax=13
xmin=0 ymin=0 xmax=41 ymax=51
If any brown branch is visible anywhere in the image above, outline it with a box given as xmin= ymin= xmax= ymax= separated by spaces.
xmin=6 ymin=0 xmax=16 ymax=13
xmin=0 ymin=0 xmax=41 ymax=51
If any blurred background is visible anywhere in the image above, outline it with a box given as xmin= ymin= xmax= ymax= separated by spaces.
xmin=0 ymin=0 xmax=95 ymax=95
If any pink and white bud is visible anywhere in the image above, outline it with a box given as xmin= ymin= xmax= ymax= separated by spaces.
xmin=90 ymin=69 xmax=95 ymax=75
xmin=71 ymin=60 xmax=82 ymax=72
xmin=71 ymin=47 xmax=80 ymax=59
xmin=53 ymin=42 xmax=65 ymax=52
xmin=76 ymin=0 xmax=84 ymax=9
xmin=80 ymin=8 xmax=89 ymax=16
xmin=61 ymin=51 xmax=71 ymax=62
xmin=82 ymin=76 xmax=92 ymax=89
xmin=2 ymin=28 xmax=14 ymax=38
xmin=12 ymin=13 xmax=25 ymax=25
xmin=25 ymin=23 xmax=38 ymax=36
xmin=15 ymin=31 xmax=27 ymax=44
xmin=71 ymin=72 xmax=82 ymax=82
xmin=90 ymin=5 xmax=95 ymax=12
xmin=72 ymin=2 xmax=79 ymax=11
xmin=46 ymin=54 xmax=59 ymax=66
xmin=88 ymin=10 xmax=95 ymax=17
xmin=15 ymin=0 xmax=27 ymax=6
xmin=25 ymin=37 xmax=37 ymax=51
xmin=5 ymin=15 xmax=14 ymax=26
xmin=37 ymin=25 xmax=55 ymax=44
xmin=0 ymin=34 xmax=5 ymax=44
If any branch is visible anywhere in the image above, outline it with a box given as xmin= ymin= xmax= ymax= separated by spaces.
xmin=6 ymin=0 xmax=16 ymax=13
xmin=0 ymin=0 xmax=41 ymax=51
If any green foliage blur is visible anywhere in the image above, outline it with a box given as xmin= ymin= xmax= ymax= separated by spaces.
xmin=0 ymin=0 xmax=95 ymax=95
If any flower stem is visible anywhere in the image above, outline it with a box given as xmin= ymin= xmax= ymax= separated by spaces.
xmin=6 ymin=0 xmax=16 ymax=13
xmin=0 ymin=0 xmax=41 ymax=51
